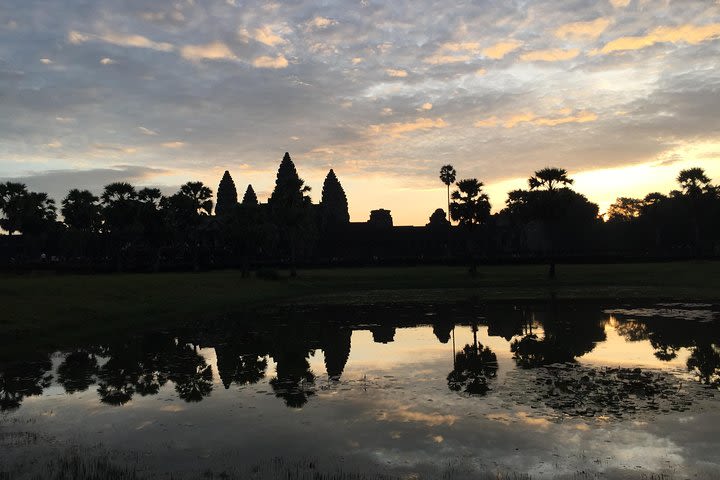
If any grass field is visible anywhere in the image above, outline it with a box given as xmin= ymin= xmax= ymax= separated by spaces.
xmin=1 ymin=261 xmax=719 ymax=357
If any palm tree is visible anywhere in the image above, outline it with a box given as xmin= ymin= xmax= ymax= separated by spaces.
xmin=677 ymin=167 xmax=711 ymax=197
xmin=179 ymin=181 xmax=213 ymax=216
xmin=449 ymin=178 xmax=491 ymax=274
xmin=101 ymin=182 xmax=137 ymax=204
xmin=61 ymin=189 xmax=101 ymax=232
xmin=528 ymin=167 xmax=573 ymax=192
xmin=137 ymin=187 xmax=163 ymax=206
xmin=450 ymin=179 xmax=491 ymax=227
xmin=17 ymin=192 xmax=56 ymax=234
xmin=528 ymin=167 xmax=574 ymax=279
xmin=0 ymin=182 xmax=28 ymax=211
xmin=0 ymin=187 xmax=56 ymax=235
xmin=676 ymin=167 xmax=714 ymax=255
xmin=0 ymin=182 xmax=28 ymax=234
xmin=439 ymin=165 xmax=457 ymax=223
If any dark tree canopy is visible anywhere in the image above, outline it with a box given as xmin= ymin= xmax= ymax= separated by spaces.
xmin=320 ymin=169 xmax=350 ymax=228
xmin=1 ymin=183 xmax=57 ymax=235
xmin=242 ymin=184 xmax=258 ymax=205
xmin=607 ymin=197 xmax=642 ymax=223
xmin=215 ymin=170 xmax=238 ymax=216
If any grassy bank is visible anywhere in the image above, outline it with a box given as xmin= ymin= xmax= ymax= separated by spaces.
xmin=1 ymin=262 xmax=719 ymax=355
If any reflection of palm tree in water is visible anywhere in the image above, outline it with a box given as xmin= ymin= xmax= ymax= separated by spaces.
xmin=216 ymin=344 xmax=268 ymax=389
xmin=447 ymin=324 xmax=498 ymax=395
xmin=511 ymin=305 xmax=605 ymax=367
xmin=168 ymin=344 xmax=214 ymax=402
xmin=687 ymin=343 xmax=720 ymax=387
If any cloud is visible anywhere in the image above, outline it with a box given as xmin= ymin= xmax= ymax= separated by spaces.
xmin=610 ymin=0 xmax=631 ymax=7
xmin=180 ymin=42 xmax=237 ymax=61
xmin=593 ymin=23 xmax=720 ymax=54
xmin=482 ymin=40 xmax=523 ymax=59
xmin=421 ymin=103 xmax=432 ymax=110
xmin=7 ymin=165 xmax=169 ymax=203
xmin=554 ymin=18 xmax=611 ymax=40
xmin=40 ymin=58 xmax=52 ymax=64
xmin=240 ymin=25 xmax=287 ymax=46
xmin=3 ymin=0 xmax=720 ymax=227
xmin=534 ymin=111 xmax=598 ymax=126
xmin=473 ymin=116 xmax=500 ymax=127
xmin=252 ymin=54 xmax=289 ymax=68
xmin=440 ymin=42 xmax=481 ymax=52
xmin=385 ymin=68 xmax=408 ymax=77
xmin=161 ymin=141 xmax=185 ymax=148
xmin=67 ymin=30 xmax=89 ymax=44
xmin=138 ymin=126 xmax=158 ymax=136
xmin=369 ymin=117 xmax=447 ymax=137
xmin=100 ymin=57 xmax=116 ymax=65
xmin=475 ymin=110 xmax=598 ymax=128
xmin=68 ymin=30 xmax=173 ymax=52
xmin=502 ymin=112 xmax=538 ymax=128
xmin=423 ymin=54 xmax=472 ymax=65
xmin=520 ymin=48 xmax=580 ymax=61
xmin=93 ymin=144 xmax=138 ymax=154
xmin=307 ymin=16 xmax=336 ymax=30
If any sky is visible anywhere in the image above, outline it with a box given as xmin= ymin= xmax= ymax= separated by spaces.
xmin=1 ymin=0 xmax=719 ymax=226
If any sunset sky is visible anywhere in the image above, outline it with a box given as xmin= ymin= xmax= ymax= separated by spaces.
xmin=1 ymin=0 xmax=719 ymax=225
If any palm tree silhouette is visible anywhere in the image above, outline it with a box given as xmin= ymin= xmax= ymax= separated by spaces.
xmin=529 ymin=167 xmax=573 ymax=192
xmin=449 ymin=178 xmax=491 ymax=274
xmin=447 ymin=324 xmax=498 ymax=395
xmin=61 ymin=189 xmax=101 ymax=232
xmin=528 ymin=167 xmax=574 ymax=278
xmin=179 ymin=181 xmax=214 ymax=216
xmin=439 ymin=165 xmax=457 ymax=223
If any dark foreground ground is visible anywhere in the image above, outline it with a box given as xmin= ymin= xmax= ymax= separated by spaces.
xmin=1 ymin=261 xmax=719 ymax=357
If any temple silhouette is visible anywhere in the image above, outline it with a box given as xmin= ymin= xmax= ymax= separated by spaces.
xmin=1 ymin=152 xmax=718 ymax=270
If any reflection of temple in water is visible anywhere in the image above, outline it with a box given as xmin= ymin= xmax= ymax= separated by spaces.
xmin=2 ymin=303 xmax=719 ymax=412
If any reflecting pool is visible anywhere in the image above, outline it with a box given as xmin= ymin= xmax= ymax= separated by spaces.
xmin=1 ymin=302 xmax=719 ymax=479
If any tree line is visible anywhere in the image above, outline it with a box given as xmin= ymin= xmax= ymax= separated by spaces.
xmin=439 ymin=164 xmax=719 ymax=276
xmin=0 ymin=153 xmax=718 ymax=272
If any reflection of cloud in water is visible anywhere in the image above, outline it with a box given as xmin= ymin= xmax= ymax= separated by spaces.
xmin=3 ymin=304 xmax=720 ymax=478
xmin=376 ymin=406 xmax=459 ymax=427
